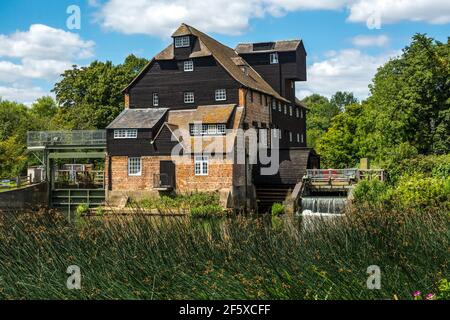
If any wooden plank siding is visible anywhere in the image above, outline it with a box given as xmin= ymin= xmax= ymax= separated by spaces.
xmin=129 ymin=56 xmax=240 ymax=110
xmin=252 ymin=149 xmax=317 ymax=186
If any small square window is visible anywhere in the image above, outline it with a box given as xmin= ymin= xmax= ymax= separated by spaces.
xmin=153 ymin=93 xmax=159 ymax=107
xmin=194 ymin=155 xmax=209 ymax=176
xmin=175 ymin=36 xmax=190 ymax=48
xmin=215 ymin=89 xmax=227 ymax=101
xmin=184 ymin=92 xmax=195 ymax=104
xmin=217 ymin=124 xmax=226 ymax=135
xmin=128 ymin=157 xmax=141 ymax=176
xmin=270 ymin=53 xmax=279 ymax=64
xmin=184 ymin=60 xmax=194 ymax=72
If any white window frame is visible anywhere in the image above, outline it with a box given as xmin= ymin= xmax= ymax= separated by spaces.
xmin=278 ymin=102 xmax=282 ymax=112
xmin=190 ymin=124 xmax=226 ymax=136
xmin=284 ymin=105 xmax=287 ymax=115
xmin=296 ymin=108 xmax=300 ymax=118
xmin=217 ymin=124 xmax=226 ymax=135
xmin=184 ymin=60 xmax=194 ymax=72
xmin=270 ymin=52 xmax=279 ymax=64
xmin=184 ymin=92 xmax=195 ymax=104
xmin=289 ymin=105 xmax=293 ymax=116
xmin=194 ymin=155 xmax=209 ymax=176
xmin=215 ymin=89 xmax=227 ymax=101
xmin=114 ymin=129 xmax=138 ymax=139
xmin=152 ymin=93 xmax=159 ymax=107
xmin=175 ymin=36 xmax=190 ymax=48
xmin=297 ymin=133 xmax=300 ymax=143
xmin=128 ymin=157 xmax=141 ymax=176
xmin=301 ymin=134 xmax=304 ymax=143
xmin=272 ymin=100 xmax=277 ymax=110
xmin=289 ymin=131 xmax=293 ymax=142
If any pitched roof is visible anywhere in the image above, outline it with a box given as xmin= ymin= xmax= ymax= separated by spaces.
xmin=235 ymin=40 xmax=302 ymax=54
xmin=193 ymin=104 xmax=235 ymax=123
xmin=106 ymin=108 xmax=169 ymax=129
xmin=124 ymin=24 xmax=289 ymax=103
xmin=154 ymin=105 xmax=244 ymax=154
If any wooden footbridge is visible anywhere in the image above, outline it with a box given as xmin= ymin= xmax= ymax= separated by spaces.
xmin=27 ymin=131 xmax=107 ymax=212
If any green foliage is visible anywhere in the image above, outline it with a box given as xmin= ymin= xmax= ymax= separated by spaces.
xmin=393 ymin=174 xmax=450 ymax=210
xmin=271 ymin=202 xmax=285 ymax=217
xmin=353 ymin=179 xmax=391 ymax=205
xmin=76 ymin=204 xmax=89 ymax=217
xmin=189 ymin=205 xmax=224 ymax=219
xmin=52 ymin=55 xmax=148 ymax=129
xmin=95 ymin=207 xmax=105 ymax=217
xmin=132 ymin=192 xmax=220 ymax=215
xmin=315 ymin=34 xmax=450 ymax=168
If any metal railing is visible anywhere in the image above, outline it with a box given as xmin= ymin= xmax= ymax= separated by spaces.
xmin=0 ymin=175 xmax=32 ymax=190
xmin=53 ymin=170 xmax=105 ymax=189
xmin=27 ymin=130 xmax=106 ymax=148
xmin=305 ymin=169 xmax=385 ymax=184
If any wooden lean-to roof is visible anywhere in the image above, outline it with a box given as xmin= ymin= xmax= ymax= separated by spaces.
xmin=123 ymin=23 xmax=289 ymax=103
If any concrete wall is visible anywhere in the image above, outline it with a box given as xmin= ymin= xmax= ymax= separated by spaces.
xmin=0 ymin=182 xmax=48 ymax=211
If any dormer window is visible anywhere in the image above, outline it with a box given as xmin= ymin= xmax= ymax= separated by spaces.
xmin=270 ymin=52 xmax=279 ymax=64
xmin=175 ymin=36 xmax=190 ymax=48
xmin=184 ymin=60 xmax=194 ymax=72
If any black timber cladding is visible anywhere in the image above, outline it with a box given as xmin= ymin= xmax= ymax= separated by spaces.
xmin=128 ymin=56 xmax=240 ymax=110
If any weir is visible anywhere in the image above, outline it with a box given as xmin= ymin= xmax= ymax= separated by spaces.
xmin=298 ymin=168 xmax=385 ymax=216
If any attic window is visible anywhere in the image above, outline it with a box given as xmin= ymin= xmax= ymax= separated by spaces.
xmin=270 ymin=53 xmax=279 ymax=64
xmin=175 ymin=36 xmax=190 ymax=48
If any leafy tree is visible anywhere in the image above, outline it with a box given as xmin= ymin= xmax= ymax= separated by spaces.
xmin=302 ymin=94 xmax=340 ymax=149
xmin=52 ymin=54 xmax=148 ymax=129
xmin=330 ymin=91 xmax=358 ymax=111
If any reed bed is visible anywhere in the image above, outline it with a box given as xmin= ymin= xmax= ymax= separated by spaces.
xmin=0 ymin=205 xmax=448 ymax=300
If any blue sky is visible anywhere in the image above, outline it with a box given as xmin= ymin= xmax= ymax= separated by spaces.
xmin=0 ymin=0 xmax=449 ymax=104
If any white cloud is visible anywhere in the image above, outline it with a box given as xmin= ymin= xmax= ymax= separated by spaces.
xmin=352 ymin=34 xmax=390 ymax=47
xmin=297 ymin=49 xmax=400 ymax=100
xmin=0 ymin=24 xmax=94 ymax=60
xmin=0 ymin=85 xmax=48 ymax=105
xmin=347 ymin=0 xmax=450 ymax=25
xmin=0 ymin=24 xmax=94 ymax=104
xmin=96 ymin=0 xmax=450 ymax=37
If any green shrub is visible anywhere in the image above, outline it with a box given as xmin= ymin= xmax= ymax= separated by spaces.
xmin=385 ymin=154 xmax=450 ymax=183
xmin=95 ymin=207 xmax=105 ymax=217
xmin=392 ymin=174 xmax=450 ymax=209
xmin=189 ymin=205 xmax=224 ymax=219
xmin=271 ymin=203 xmax=285 ymax=217
xmin=353 ymin=179 xmax=391 ymax=205
xmin=76 ymin=204 xmax=89 ymax=217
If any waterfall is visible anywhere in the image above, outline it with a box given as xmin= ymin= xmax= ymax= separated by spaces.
xmin=301 ymin=197 xmax=347 ymax=215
